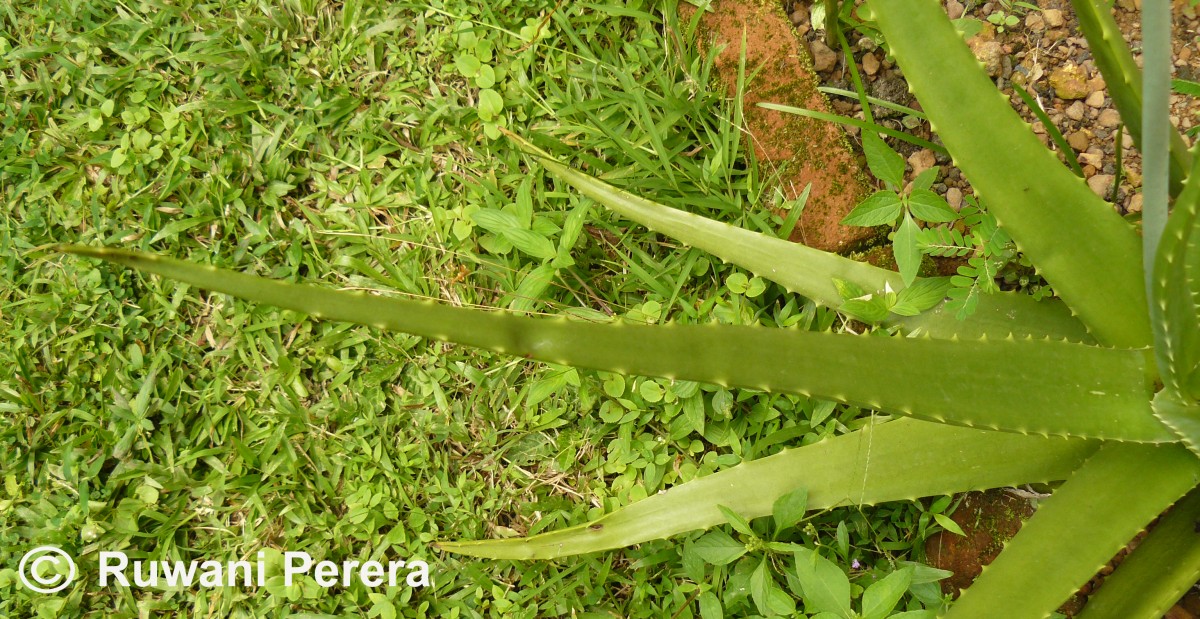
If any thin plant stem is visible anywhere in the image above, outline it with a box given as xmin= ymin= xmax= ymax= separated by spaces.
xmin=824 ymin=0 xmax=840 ymax=47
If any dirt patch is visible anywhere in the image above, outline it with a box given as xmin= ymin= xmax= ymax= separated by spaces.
xmin=925 ymin=490 xmax=1037 ymax=599
xmin=678 ymin=0 xmax=874 ymax=254
xmin=925 ymin=489 xmax=1200 ymax=616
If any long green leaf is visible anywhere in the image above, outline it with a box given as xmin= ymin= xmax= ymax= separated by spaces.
xmin=1142 ymin=0 xmax=1172 ymax=294
xmin=944 ymin=443 xmax=1200 ymax=618
xmin=508 ymin=134 xmax=1096 ymax=344
xmin=439 ymin=418 xmax=1098 ymax=559
xmin=1150 ymin=146 xmax=1200 ymax=451
xmin=1009 ymin=83 xmax=1085 ymax=178
xmin=1075 ymin=487 xmax=1200 ymax=619
xmin=1071 ymin=0 xmax=1191 ymax=196
xmin=757 ymin=103 xmax=947 ymax=154
xmin=869 ymin=0 xmax=1151 ymax=349
xmin=59 ymin=246 xmax=1170 ymax=442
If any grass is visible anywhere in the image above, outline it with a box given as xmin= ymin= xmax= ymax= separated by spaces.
xmin=2 ymin=0 xmax=950 ymax=616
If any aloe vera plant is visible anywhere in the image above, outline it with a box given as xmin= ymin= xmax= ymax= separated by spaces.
xmin=60 ymin=0 xmax=1200 ymax=616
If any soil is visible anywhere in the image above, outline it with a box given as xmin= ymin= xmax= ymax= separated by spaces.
xmin=682 ymin=0 xmax=1200 ymax=615
xmin=678 ymin=0 xmax=876 ymax=254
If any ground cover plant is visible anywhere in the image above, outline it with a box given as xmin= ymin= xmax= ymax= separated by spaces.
xmin=12 ymin=1 xmax=1200 ymax=619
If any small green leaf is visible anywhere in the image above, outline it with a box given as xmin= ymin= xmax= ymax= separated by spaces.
xmin=772 ymin=488 xmax=808 ymax=536
xmin=639 ymin=380 xmax=664 ymax=403
xmin=368 ymin=592 xmax=397 ymax=619
xmin=1173 ymin=78 xmax=1200 ymax=96
xmin=470 ymin=208 xmax=522 ymax=232
xmin=558 ymin=202 xmax=589 ymax=256
xmin=933 ymin=512 xmax=966 ymax=537
xmin=842 ymin=191 xmax=904 ymax=227
xmin=890 ymin=611 xmax=937 ymax=619
xmin=893 ymin=213 xmax=921 ymax=286
xmin=794 ymin=548 xmax=852 ymax=617
xmin=832 ymin=278 xmax=867 ymax=301
xmin=861 ymin=567 xmax=913 ymax=619
xmin=456 ymin=53 xmax=481 ymax=76
xmin=912 ymin=166 xmax=939 ymax=191
xmin=477 ymin=88 xmax=504 ymax=121
xmin=475 ymin=64 xmax=496 ymax=88
xmin=907 ymin=189 xmax=959 ymax=223
xmin=891 ymin=277 xmax=953 ymax=316
xmin=698 ymin=592 xmax=724 ymax=619
xmin=726 ymin=272 xmax=750 ymax=294
xmin=100 ymin=99 xmax=115 ymax=116
xmin=863 ymin=132 xmax=905 ymax=188
xmin=682 ymin=394 xmax=705 ymax=434
xmin=751 ymin=558 xmax=798 ymax=616
xmin=835 ymin=521 xmax=849 ymax=558
xmin=602 ymin=374 xmax=626 ymax=398
xmin=693 ymin=530 xmax=747 ymax=565
xmin=718 ymin=505 xmax=756 ymax=538
xmin=746 ymin=276 xmax=767 ymax=298
xmin=504 ymin=228 xmax=557 ymax=260
xmin=840 ymin=296 xmax=891 ymax=324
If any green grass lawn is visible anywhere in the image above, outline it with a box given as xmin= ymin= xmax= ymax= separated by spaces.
xmin=1 ymin=1 xmax=950 ymax=616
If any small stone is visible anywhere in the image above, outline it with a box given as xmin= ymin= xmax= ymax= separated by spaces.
xmin=790 ymin=7 xmax=809 ymax=27
xmin=1043 ymin=9 xmax=1065 ymax=27
xmin=1098 ymin=108 xmax=1122 ymax=128
xmin=1086 ymin=90 xmax=1106 ymax=108
xmin=947 ymin=187 xmax=964 ymax=211
xmin=810 ymin=40 xmax=837 ymax=72
xmin=1025 ymin=13 xmax=1045 ymax=32
xmin=1088 ymin=174 xmax=1115 ymax=198
xmin=969 ymin=39 xmax=1004 ymax=77
xmin=908 ymin=149 xmax=937 ymax=177
xmin=1050 ymin=64 xmax=1090 ymax=99
xmin=947 ymin=0 xmax=965 ymax=19
xmin=1079 ymin=151 xmax=1103 ymax=168
xmin=1127 ymin=192 xmax=1143 ymax=213
xmin=862 ymin=52 xmax=880 ymax=76
xmin=1066 ymin=101 xmax=1086 ymax=121
xmin=1068 ymin=129 xmax=1091 ymax=151
xmin=1123 ymin=132 xmax=1135 ymax=148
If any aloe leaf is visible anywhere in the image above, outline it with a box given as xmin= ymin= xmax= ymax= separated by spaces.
xmin=59 ymin=246 xmax=1169 ymax=442
xmin=438 ymin=418 xmax=1098 ymax=559
xmin=943 ymin=442 xmax=1200 ymax=618
xmin=506 ymin=133 xmax=900 ymax=305
xmin=1075 ymin=487 xmax=1200 ymax=619
xmin=1071 ymin=0 xmax=1191 ymax=196
xmin=1150 ymin=148 xmax=1200 ymax=450
xmin=1152 ymin=143 xmax=1200 ymax=391
xmin=508 ymin=134 xmax=1095 ymax=344
xmin=868 ymin=0 xmax=1151 ymax=349
xmin=1152 ymin=391 xmax=1200 ymax=456
xmin=891 ymin=292 xmax=1090 ymax=343
xmin=1142 ymin=0 xmax=1172 ymax=291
